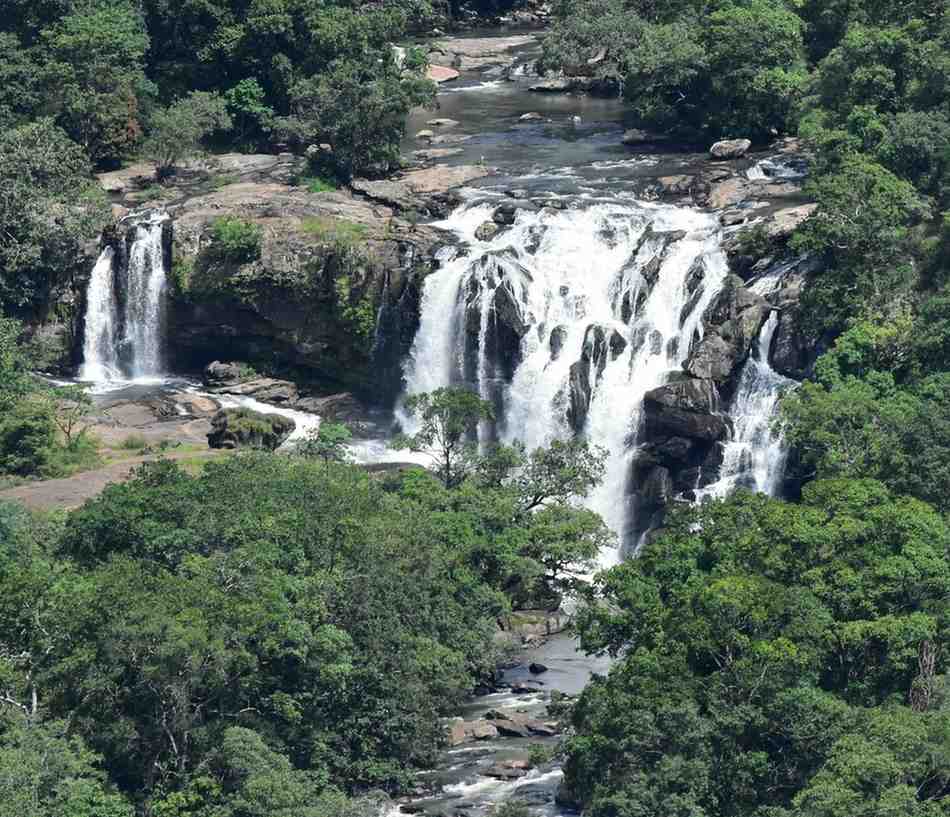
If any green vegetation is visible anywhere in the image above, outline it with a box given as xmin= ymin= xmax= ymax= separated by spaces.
xmin=298 ymin=422 xmax=353 ymax=468
xmin=0 ymin=319 xmax=99 ymax=479
xmin=0 ymin=384 xmax=613 ymax=815
xmin=543 ymin=3 xmax=950 ymax=815
xmin=301 ymin=217 xmax=369 ymax=247
xmin=301 ymin=176 xmax=338 ymax=194
xmin=565 ymin=480 xmax=950 ymax=816
xmin=0 ymin=120 xmax=108 ymax=313
xmin=207 ymin=217 xmax=264 ymax=265
xmin=0 ymin=0 xmax=437 ymax=182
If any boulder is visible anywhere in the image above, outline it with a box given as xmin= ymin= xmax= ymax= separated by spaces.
xmin=484 ymin=764 xmax=528 ymax=780
xmin=427 ymin=65 xmax=460 ymax=83
xmin=493 ymin=719 xmax=533 ymax=738
xmin=426 ymin=117 xmax=459 ymax=128
xmin=520 ymin=112 xmax=544 ymax=121
xmin=412 ymin=148 xmax=465 ymax=161
xmin=211 ymin=377 xmax=299 ymax=404
xmin=765 ymin=204 xmax=818 ymax=240
xmin=447 ymin=720 xmax=467 ymax=747
xmin=207 ymin=408 xmax=295 ymax=451
xmin=202 ymin=360 xmax=243 ymax=386
xmin=493 ymin=203 xmax=519 ymax=225
xmin=643 ymin=379 xmax=728 ymax=442
xmin=529 ymin=662 xmax=548 ymax=674
xmin=292 ymin=392 xmax=367 ymax=424
xmin=530 ymin=78 xmax=575 ymax=93
xmin=475 ymin=221 xmax=501 ymax=241
xmin=469 ymin=721 xmax=499 ymax=740
xmin=415 ymin=129 xmax=435 ymax=141
xmin=685 ymin=333 xmax=737 ymax=381
xmin=622 ymin=128 xmax=653 ymax=145
xmin=710 ymin=138 xmax=752 ymax=159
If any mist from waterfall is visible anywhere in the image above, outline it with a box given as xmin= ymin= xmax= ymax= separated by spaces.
xmin=399 ymin=196 xmax=729 ymax=566
xmin=81 ymin=212 xmax=169 ymax=384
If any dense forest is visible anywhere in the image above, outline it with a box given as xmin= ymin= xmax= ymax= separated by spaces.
xmin=545 ymin=1 xmax=950 ymax=815
xmin=1 ymin=0 xmax=950 ymax=816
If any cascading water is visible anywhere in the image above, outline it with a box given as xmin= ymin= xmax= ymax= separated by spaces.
xmin=399 ymin=195 xmax=729 ymax=565
xmin=122 ymin=213 xmax=169 ymax=379
xmin=698 ymin=267 xmax=798 ymax=499
xmin=80 ymin=211 xmax=169 ymax=383
xmin=80 ymin=247 xmax=120 ymax=382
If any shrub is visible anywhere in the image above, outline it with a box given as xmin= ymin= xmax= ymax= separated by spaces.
xmin=208 ymin=218 xmax=263 ymax=264
xmin=120 ymin=434 xmax=149 ymax=451
xmin=301 ymin=176 xmax=337 ymax=193
xmin=0 ymin=398 xmax=57 ymax=476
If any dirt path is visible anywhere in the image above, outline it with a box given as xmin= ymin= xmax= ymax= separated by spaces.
xmin=0 ymin=450 xmax=223 ymax=512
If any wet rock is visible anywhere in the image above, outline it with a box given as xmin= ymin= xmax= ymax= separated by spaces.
xmin=209 ymin=377 xmax=299 ymax=404
xmin=657 ymin=436 xmax=695 ymax=465
xmin=493 ymin=719 xmax=533 ymax=738
xmin=529 ymin=662 xmax=548 ymax=674
xmin=207 ymin=408 xmax=295 ymax=451
xmin=686 ymin=275 xmax=770 ymax=380
xmin=710 ymin=138 xmax=752 ymax=159
xmin=771 ymin=307 xmax=810 ymax=379
xmin=529 ymin=78 xmax=575 ymax=92
xmin=643 ymin=379 xmax=728 ymax=442
xmin=475 ymin=221 xmax=501 ymax=241
xmin=525 ymin=720 xmax=558 ymax=736
xmin=555 ymin=777 xmax=583 ymax=810
xmin=426 ymin=117 xmax=459 ymax=128
xmin=484 ymin=763 xmax=528 ymax=780
xmin=549 ymin=326 xmax=568 ymax=360
xmin=510 ymin=679 xmax=545 ymax=694
xmin=412 ymin=148 xmax=465 ymax=161
xmin=622 ymin=128 xmax=657 ymax=145
xmin=493 ymin=203 xmax=519 ymax=225
xmin=685 ymin=333 xmax=737 ymax=381
xmin=469 ymin=721 xmax=499 ymax=741
xmin=415 ymin=129 xmax=435 ymax=141
xmin=520 ymin=112 xmax=543 ymax=121
xmin=202 ymin=360 xmax=243 ymax=386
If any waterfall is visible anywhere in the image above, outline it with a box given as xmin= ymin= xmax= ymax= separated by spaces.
xmin=122 ymin=214 xmax=169 ymax=378
xmin=80 ymin=247 xmax=120 ymax=382
xmin=697 ymin=270 xmax=797 ymax=500
xmin=80 ymin=211 xmax=169 ymax=383
xmin=399 ymin=196 xmax=728 ymax=564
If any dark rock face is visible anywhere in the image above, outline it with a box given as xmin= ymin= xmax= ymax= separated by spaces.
xmin=567 ymin=324 xmax=626 ymax=431
xmin=685 ymin=275 xmax=770 ymax=384
xmin=549 ymin=326 xmax=568 ymax=360
xmin=643 ymin=378 xmax=729 ymax=442
xmin=207 ymin=408 xmax=295 ymax=451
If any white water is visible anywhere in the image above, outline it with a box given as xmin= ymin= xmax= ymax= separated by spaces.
xmin=698 ymin=270 xmax=797 ymax=500
xmin=747 ymin=157 xmax=807 ymax=182
xmin=80 ymin=247 xmax=120 ymax=382
xmin=81 ymin=211 xmax=169 ymax=385
xmin=123 ymin=214 xmax=169 ymax=378
xmin=399 ymin=196 xmax=729 ymax=563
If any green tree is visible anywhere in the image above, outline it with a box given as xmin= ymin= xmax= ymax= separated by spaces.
xmin=298 ymin=422 xmax=352 ymax=469
xmin=393 ymin=388 xmax=495 ymax=488
xmin=143 ymin=91 xmax=232 ymax=179
xmin=40 ymin=1 xmax=151 ymax=167
xmin=0 ymin=119 xmax=108 ymax=312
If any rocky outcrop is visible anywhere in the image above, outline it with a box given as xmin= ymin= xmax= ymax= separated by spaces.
xmin=567 ymin=324 xmax=626 ymax=431
xmin=428 ymin=34 xmax=538 ymax=72
xmin=685 ymin=275 xmax=770 ymax=384
xmin=207 ymin=407 xmax=295 ymax=450
xmin=643 ymin=379 xmax=728 ymax=442
xmin=161 ymin=174 xmax=449 ymax=403
xmin=710 ymin=139 xmax=752 ymax=159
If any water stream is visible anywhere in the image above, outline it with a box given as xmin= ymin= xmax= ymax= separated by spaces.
xmin=399 ymin=195 xmax=729 ymax=561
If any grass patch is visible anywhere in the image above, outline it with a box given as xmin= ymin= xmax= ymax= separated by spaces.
xmin=120 ymin=433 xmax=149 ymax=451
xmin=301 ymin=217 xmax=368 ymax=246
xmin=301 ymin=176 xmax=338 ymax=193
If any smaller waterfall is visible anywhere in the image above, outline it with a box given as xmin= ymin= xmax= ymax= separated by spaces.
xmin=698 ymin=311 xmax=795 ymax=500
xmin=80 ymin=247 xmax=120 ymax=382
xmin=80 ymin=211 xmax=169 ymax=384
xmin=122 ymin=214 xmax=169 ymax=378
